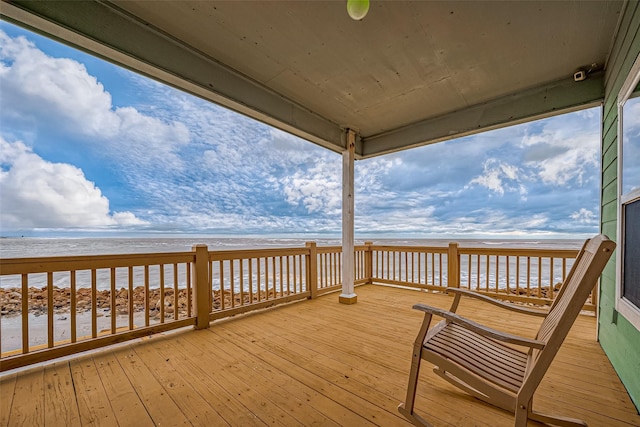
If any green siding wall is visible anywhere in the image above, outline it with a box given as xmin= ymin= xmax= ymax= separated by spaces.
xmin=600 ymin=0 xmax=640 ymax=412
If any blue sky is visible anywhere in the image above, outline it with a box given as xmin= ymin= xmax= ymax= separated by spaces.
xmin=0 ymin=21 xmax=603 ymax=239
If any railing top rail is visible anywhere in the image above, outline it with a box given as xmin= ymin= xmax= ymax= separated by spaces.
xmin=0 ymin=252 xmax=196 ymax=275
xmin=208 ymin=247 xmax=309 ymax=260
xmin=315 ymin=245 xmax=369 ymax=254
xmin=316 ymin=246 xmax=343 ymax=254
xmin=458 ymin=247 xmax=579 ymax=257
xmin=369 ymin=245 xmax=448 ymax=253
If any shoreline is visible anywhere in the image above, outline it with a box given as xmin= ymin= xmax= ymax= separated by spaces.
xmin=0 ymin=285 xmax=283 ymax=317
xmin=1 ymin=286 xmax=191 ymax=318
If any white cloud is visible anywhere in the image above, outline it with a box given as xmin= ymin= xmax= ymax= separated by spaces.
xmin=468 ymin=159 xmax=524 ymax=196
xmin=520 ymin=114 xmax=599 ymax=186
xmin=570 ymin=208 xmax=597 ymax=224
xmin=281 ymin=162 xmax=342 ymax=214
xmin=0 ymin=30 xmax=189 ymax=171
xmin=625 ymin=99 xmax=640 ymax=128
xmin=0 ymin=137 xmax=145 ymax=231
xmin=470 ymin=169 xmax=505 ymax=195
xmin=152 ymin=93 xmax=345 ymax=219
xmin=535 ymin=146 xmax=597 ymax=186
xmin=0 ymin=31 xmax=117 ymax=136
xmin=356 ymin=205 xmax=437 ymax=233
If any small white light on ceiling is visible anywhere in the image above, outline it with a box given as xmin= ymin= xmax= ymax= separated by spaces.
xmin=347 ymin=0 xmax=370 ymax=21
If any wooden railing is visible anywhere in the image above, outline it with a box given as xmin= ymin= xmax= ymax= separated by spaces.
xmin=0 ymin=240 xmax=584 ymax=371
xmin=368 ymin=243 xmax=585 ymax=308
xmin=306 ymin=243 xmax=370 ymax=297
xmin=457 ymin=246 xmax=586 ymax=306
xmin=0 ymin=252 xmax=197 ymax=371
xmin=371 ymin=244 xmax=449 ymax=288
xmin=206 ymin=246 xmax=311 ymax=322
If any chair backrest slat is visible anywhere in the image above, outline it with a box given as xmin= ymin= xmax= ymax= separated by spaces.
xmin=523 ymin=234 xmax=615 ymax=396
xmin=536 ymin=246 xmax=594 ymax=343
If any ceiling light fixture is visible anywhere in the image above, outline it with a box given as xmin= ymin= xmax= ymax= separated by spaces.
xmin=347 ymin=0 xmax=369 ymax=21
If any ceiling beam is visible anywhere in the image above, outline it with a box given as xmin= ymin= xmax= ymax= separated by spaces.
xmin=360 ymin=73 xmax=605 ymax=158
xmin=1 ymin=0 xmax=345 ymax=152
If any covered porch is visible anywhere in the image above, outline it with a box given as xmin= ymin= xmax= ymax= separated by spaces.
xmin=1 ymin=0 xmax=639 ymax=421
xmin=2 ymin=285 xmax=638 ymax=426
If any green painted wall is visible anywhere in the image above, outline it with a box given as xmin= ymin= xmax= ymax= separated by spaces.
xmin=600 ymin=0 xmax=640 ymax=412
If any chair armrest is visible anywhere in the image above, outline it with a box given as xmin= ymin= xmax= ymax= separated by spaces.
xmin=445 ymin=288 xmax=548 ymax=317
xmin=412 ymin=303 xmax=546 ymax=349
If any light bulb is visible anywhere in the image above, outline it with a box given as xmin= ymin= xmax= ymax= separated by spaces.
xmin=347 ymin=0 xmax=369 ymax=21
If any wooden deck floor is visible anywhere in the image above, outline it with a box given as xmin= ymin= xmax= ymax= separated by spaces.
xmin=1 ymin=285 xmax=638 ymax=426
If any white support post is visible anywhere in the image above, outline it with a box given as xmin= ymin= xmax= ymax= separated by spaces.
xmin=340 ymin=129 xmax=357 ymax=305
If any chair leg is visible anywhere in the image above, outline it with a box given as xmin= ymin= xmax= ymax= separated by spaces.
xmin=397 ymin=404 xmax=435 ymax=427
xmin=399 ymin=313 xmax=434 ymax=426
xmin=398 ymin=353 xmax=435 ymax=427
xmin=399 ymin=341 xmax=424 ymax=415
xmin=514 ymin=401 xmax=529 ymax=427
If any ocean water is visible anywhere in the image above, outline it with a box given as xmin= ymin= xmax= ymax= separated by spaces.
xmin=0 ymin=236 xmax=584 ymax=259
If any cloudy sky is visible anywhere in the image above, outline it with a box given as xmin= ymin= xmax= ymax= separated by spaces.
xmin=0 ymin=21 xmax=604 ymax=239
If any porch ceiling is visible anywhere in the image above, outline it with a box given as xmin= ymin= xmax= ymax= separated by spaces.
xmin=1 ymin=0 xmax=624 ymax=158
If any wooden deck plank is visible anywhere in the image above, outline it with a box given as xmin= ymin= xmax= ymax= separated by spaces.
xmin=0 ymin=373 xmax=16 ymax=427
xmin=135 ymin=334 xmax=266 ymax=427
xmin=171 ymin=330 xmax=323 ymax=426
xmin=215 ymin=324 xmax=464 ymax=427
xmin=69 ymin=356 xmax=118 ymax=426
xmin=182 ymin=330 xmax=376 ymax=426
xmin=536 ymin=374 xmax=640 ymax=424
xmin=542 ymin=359 xmax=640 ymax=410
xmin=222 ymin=307 xmax=409 ymax=374
xmin=208 ymin=343 xmax=340 ymax=426
xmin=42 ymin=362 xmax=81 ymax=427
xmin=4 ymin=367 xmax=44 ymax=426
xmin=130 ymin=336 xmax=231 ymax=426
xmin=254 ymin=301 xmax=415 ymax=369
xmin=207 ymin=326 xmax=388 ymax=426
xmin=113 ymin=345 xmax=191 ymax=426
xmin=91 ymin=351 xmax=155 ymax=427
xmin=181 ymin=330 xmax=340 ymax=426
xmin=1 ymin=285 xmax=639 ymax=427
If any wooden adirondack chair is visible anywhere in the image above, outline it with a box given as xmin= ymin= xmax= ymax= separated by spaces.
xmin=398 ymin=234 xmax=615 ymax=427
